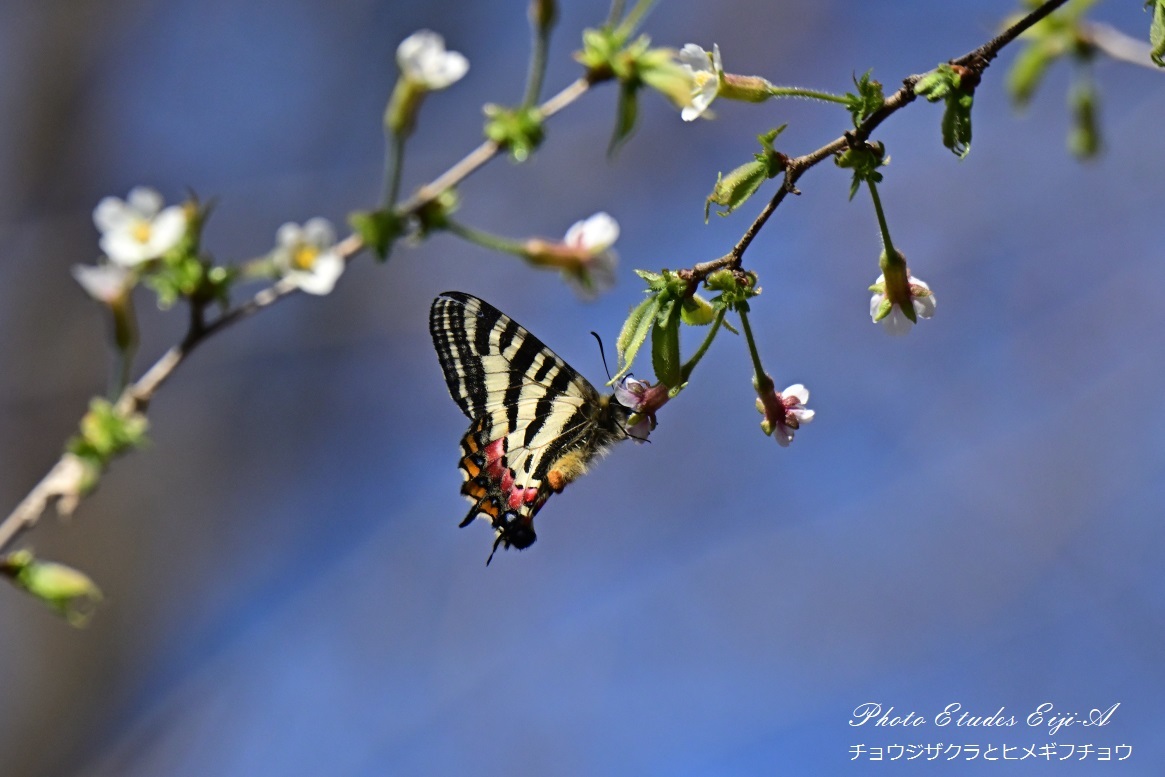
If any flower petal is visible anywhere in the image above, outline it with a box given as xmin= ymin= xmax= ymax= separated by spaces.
xmin=93 ymin=197 xmax=130 ymax=232
xmin=912 ymin=290 xmax=937 ymax=319
xmin=302 ymin=217 xmax=336 ymax=248
xmin=678 ymin=44 xmax=711 ymax=73
xmin=147 ymin=206 xmax=188 ymax=254
xmin=782 ymin=384 xmax=809 ymax=404
xmin=126 ymin=187 xmax=163 ymax=217
xmin=879 ymin=305 xmax=914 ymax=336
xmin=565 ymin=212 xmax=619 ymax=252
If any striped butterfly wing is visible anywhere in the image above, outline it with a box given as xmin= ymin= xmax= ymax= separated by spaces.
xmin=430 ymin=292 xmax=621 ymax=562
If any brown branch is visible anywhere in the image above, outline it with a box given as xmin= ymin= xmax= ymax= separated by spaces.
xmin=0 ymin=78 xmax=600 ymax=557
xmin=681 ymin=0 xmax=1073 ymax=285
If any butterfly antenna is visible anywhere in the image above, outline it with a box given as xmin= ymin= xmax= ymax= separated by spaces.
xmin=590 ymin=331 xmax=614 ymax=383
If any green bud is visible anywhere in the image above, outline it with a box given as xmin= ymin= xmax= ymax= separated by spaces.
xmin=483 ymin=104 xmax=545 ymax=162
xmin=681 ymin=293 xmax=716 ymax=325
xmin=349 ymin=208 xmax=403 ymax=261
xmin=414 ymin=189 xmax=460 ymax=238
xmin=67 ymin=398 xmax=149 ymax=469
xmin=529 ymin=0 xmax=558 ymax=34
xmin=705 ymin=126 xmax=787 ymax=220
xmin=2 ymin=550 xmax=103 ymax=627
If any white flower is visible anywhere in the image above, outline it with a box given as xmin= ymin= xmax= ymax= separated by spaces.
xmin=397 ymin=30 xmax=468 ymax=90
xmin=869 ymin=272 xmax=937 ymax=336
xmin=678 ymin=43 xmax=723 ymax=121
xmin=756 ymin=382 xmax=815 ymax=447
xmin=93 ymin=187 xmax=187 ymax=267
xmin=71 ymin=263 xmax=131 ymax=304
xmin=272 ymin=218 xmax=344 ymax=295
xmin=562 ymin=212 xmax=619 ymax=295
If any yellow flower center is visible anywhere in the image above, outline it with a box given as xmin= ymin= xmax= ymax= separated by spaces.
xmin=292 ymin=244 xmax=320 ymax=270
xmin=132 ymin=221 xmax=153 ymax=244
xmin=692 ymin=71 xmax=715 ymax=90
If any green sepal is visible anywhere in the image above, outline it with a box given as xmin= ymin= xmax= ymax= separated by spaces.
xmin=483 ymin=104 xmax=546 ymax=162
xmin=349 ymin=208 xmax=403 ymax=261
xmin=613 ymin=293 xmax=658 ymax=382
xmin=1 ymin=550 xmax=103 ymax=627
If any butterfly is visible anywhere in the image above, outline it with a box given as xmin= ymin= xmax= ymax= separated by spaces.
xmin=429 ymin=291 xmax=644 ymax=563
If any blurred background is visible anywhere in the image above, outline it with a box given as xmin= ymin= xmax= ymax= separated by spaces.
xmin=1 ymin=1 xmax=1163 ymax=774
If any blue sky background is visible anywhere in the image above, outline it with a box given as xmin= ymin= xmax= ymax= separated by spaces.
xmin=1 ymin=1 xmax=1163 ymax=775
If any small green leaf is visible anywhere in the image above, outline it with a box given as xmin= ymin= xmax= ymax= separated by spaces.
xmin=941 ymin=91 xmax=974 ymax=158
xmin=1006 ymin=40 xmax=1056 ymax=106
xmin=613 ymin=294 xmax=658 ymax=381
xmin=1149 ymin=0 xmax=1165 ymax=67
xmin=1068 ymin=78 xmax=1101 ymax=159
xmin=609 ymin=80 xmax=639 ymax=156
xmin=844 ymin=70 xmax=885 ymax=127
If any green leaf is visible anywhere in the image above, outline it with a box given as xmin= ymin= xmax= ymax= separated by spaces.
xmin=1068 ymin=78 xmax=1101 ymax=159
xmin=613 ymin=294 xmax=658 ymax=381
xmin=1006 ymin=40 xmax=1056 ymax=106
xmin=941 ymin=91 xmax=974 ymax=158
xmin=651 ymin=297 xmax=682 ymax=387
xmin=609 ymin=80 xmax=639 ymax=156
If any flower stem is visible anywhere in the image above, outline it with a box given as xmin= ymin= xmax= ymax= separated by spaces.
xmin=767 ymin=85 xmax=849 ymax=105
xmin=737 ymin=306 xmax=768 ymax=388
xmin=382 ymin=131 xmax=406 ymax=209
xmin=523 ymin=12 xmax=552 ymax=108
xmin=444 ymin=219 xmax=529 ymax=257
xmin=866 ymin=178 xmax=897 ymax=259
xmin=680 ymin=307 xmax=726 ymax=383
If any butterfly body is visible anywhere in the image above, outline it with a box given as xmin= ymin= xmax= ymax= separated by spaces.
xmin=430 ymin=292 xmax=634 ymax=561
